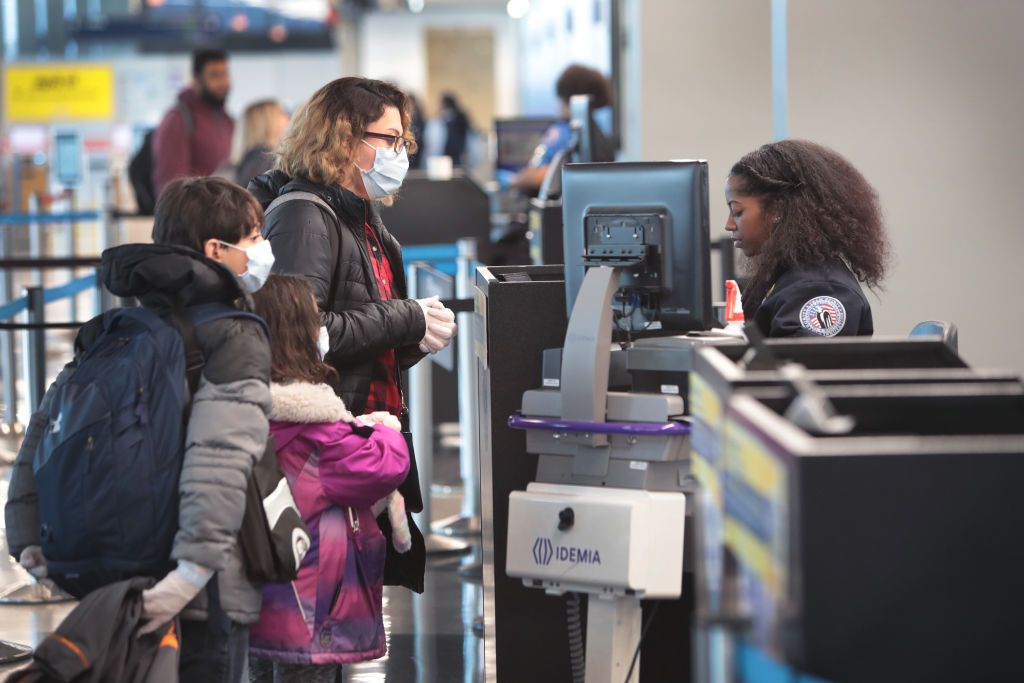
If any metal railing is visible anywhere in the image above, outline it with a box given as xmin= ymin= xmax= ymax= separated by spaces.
xmin=0 ymin=259 xmax=110 ymax=430
xmin=1 ymin=204 xmax=116 ymax=431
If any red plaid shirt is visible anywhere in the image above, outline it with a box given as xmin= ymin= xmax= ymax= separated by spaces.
xmin=364 ymin=223 xmax=402 ymax=416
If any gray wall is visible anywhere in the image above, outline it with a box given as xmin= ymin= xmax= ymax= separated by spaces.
xmin=621 ymin=0 xmax=772 ymax=236
xmin=789 ymin=0 xmax=1024 ymax=370
xmin=623 ymin=0 xmax=1024 ymax=371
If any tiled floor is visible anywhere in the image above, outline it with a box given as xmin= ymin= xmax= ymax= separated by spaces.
xmin=0 ymin=441 xmax=485 ymax=683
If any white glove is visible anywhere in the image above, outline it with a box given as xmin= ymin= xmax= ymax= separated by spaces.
xmin=370 ymin=492 xmax=412 ymax=554
xmin=387 ymin=492 xmax=412 ymax=554
xmin=19 ymin=546 xmax=48 ymax=579
xmin=357 ymin=411 xmax=402 ymax=431
xmin=415 ymin=295 xmax=442 ymax=318
xmin=415 ymin=297 xmax=457 ymax=354
xmin=138 ymin=560 xmax=213 ymax=635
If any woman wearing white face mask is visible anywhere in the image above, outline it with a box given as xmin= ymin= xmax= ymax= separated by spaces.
xmin=248 ymin=77 xmax=455 ymax=595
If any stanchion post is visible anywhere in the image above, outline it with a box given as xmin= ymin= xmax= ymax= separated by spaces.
xmin=407 ymin=261 xmax=469 ymax=555
xmin=24 ymin=287 xmax=46 ymax=412
xmin=407 ymin=262 xmax=432 ymax=526
xmin=65 ymin=190 xmax=79 ymax=322
xmin=28 ymin=195 xmax=42 ymax=287
xmin=0 ymin=221 xmax=17 ymax=429
xmin=456 ymin=238 xmax=481 ymax=523
xmin=95 ymin=265 xmax=115 ymax=315
xmin=97 ymin=204 xmax=114 ymax=254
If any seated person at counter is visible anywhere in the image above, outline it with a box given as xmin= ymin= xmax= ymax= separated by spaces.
xmin=511 ymin=64 xmax=614 ymax=193
xmin=724 ymin=139 xmax=889 ymax=338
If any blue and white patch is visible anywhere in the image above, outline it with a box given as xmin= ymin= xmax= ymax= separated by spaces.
xmin=799 ymin=296 xmax=846 ymax=337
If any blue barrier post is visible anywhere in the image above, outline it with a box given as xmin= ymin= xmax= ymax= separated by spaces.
xmin=25 ymin=288 xmax=46 ymax=410
xmin=407 ymin=261 xmax=471 ymax=557
xmin=456 ymin=238 xmax=481 ymax=528
xmin=24 ymin=287 xmax=46 ymax=412
xmin=97 ymin=265 xmax=115 ymax=315
xmin=0 ymin=226 xmax=16 ymax=428
xmin=27 ymin=197 xmax=43 ymax=287
xmin=434 ymin=238 xmax=482 ymax=541
xmin=66 ymin=193 xmax=79 ymax=322
xmin=98 ymin=204 xmax=112 ymax=255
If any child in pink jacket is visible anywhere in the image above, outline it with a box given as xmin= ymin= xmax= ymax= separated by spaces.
xmin=248 ymin=275 xmax=410 ymax=683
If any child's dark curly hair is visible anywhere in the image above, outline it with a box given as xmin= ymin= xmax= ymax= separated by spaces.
xmin=730 ymin=139 xmax=890 ymax=306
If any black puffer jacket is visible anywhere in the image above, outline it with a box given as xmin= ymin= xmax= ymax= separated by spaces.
xmin=248 ymin=171 xmax=428 ymax=593
xmin=248 ymin=171 xmax=426 ymax=415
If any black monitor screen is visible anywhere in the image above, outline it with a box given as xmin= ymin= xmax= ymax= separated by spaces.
xmin=495 ymin=117 xmax=557 ymax=173
xmin=561 ymin=161 xmax=713 ymax=334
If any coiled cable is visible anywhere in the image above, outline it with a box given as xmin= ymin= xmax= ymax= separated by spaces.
xmin=566 ymin=592 xmax=586 ymax=683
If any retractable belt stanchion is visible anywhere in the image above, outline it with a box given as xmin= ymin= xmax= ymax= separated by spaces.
xmin=0 ymin=226 xmax=17 ymax=431
xmin=407 ymin=262 xmax=470 ymax=556
xmin=432 ymin=238 xmax=482 ymax=543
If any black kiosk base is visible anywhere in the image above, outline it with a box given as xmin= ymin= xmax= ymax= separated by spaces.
xmin=476 ymin=264 xmax=693 ymax=682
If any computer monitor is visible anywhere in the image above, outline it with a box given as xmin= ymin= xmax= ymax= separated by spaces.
xmin=567 ymin=94 xmax=616 ymax=164
xmin=495 ymin=117 xmax=558 ymax=173
xmin=561 ymin=160 xmax=713 ymax=333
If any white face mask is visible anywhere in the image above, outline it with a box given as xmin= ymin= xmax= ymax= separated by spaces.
xmin=357 ymin=140 xmax=409 ymax=200
xmin=219 ymin=239 xmax=275 ymax=294
xmin=317 ymin=325 xmax=330 ymax=359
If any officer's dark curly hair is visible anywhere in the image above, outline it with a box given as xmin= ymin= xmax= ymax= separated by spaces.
xmin=730 ymin=139 xmax=889 ymax=307
xmin=556 ymin=64 xmax=613 ymax=108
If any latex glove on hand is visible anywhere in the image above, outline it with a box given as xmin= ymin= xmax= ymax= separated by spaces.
xmin=370 ymin=492 xmax=412 ymax=554
xmin=387 ymin=491 xmax=412 ymax=553
xmin=138 ymin=560 xmax=213 ymax=635
xmin=415 ymin=296 xmax=442 ymax=320
xmin=19 ymin=546 xmax=48 ymax=579
xmin=357 ymin=411 xmax=402 ymax=431
xmin=416 ymin=299 xmax=457 ymax=354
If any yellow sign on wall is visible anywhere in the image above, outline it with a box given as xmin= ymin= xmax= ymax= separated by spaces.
xmin=5 ymin=64 xmax=115 ymax=122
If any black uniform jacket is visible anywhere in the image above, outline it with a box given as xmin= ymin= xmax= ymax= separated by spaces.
xmin=747 ymin=262 xmax=873 ymax=338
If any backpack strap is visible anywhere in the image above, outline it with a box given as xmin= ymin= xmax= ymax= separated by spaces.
xmin=165 ymin=302 xmax=268 ymax=397
xmin=265 ymin=190 xmax=333 ymax=218
xmin=189 ymin=304 xmax=269 ymax=398
xmin=166 ymin=302 xmax=206 ymax=398
xmin=189 ymin=302 xmax=268 ymax=337
xmin=265 ymin=191 xmax=344 ymax=313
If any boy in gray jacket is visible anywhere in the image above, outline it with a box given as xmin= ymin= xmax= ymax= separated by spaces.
xmin=6 ymin=177 xmax=274 ymax=683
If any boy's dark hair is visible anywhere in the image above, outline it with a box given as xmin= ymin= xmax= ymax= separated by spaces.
xmin=192 ymin=48 xmax=228 ymax=77
xmin=152 ymin=176 xmax=263 ymax=253
xmin=251 ymin=275 xmax=335 ymax=385
xmin=556 ymin=64 xmax=613 ymax=108
xmin=730 ymin=139 xmax=890 ymax=306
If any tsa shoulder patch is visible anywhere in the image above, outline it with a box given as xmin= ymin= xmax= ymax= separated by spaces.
xmin=799 ymin=296 xmax=847 ymax=337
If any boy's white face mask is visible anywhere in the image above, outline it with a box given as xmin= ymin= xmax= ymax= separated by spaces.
xmin=218 ymin=239 xmax=275 ymax=294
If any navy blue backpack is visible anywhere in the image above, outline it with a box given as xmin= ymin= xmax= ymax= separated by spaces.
xmin=32 ymin=303 xmax=264 ymax=598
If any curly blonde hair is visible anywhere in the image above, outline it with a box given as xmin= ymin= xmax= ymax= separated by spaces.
xmin=277 ymin=77 xmax=418 ymax=189
xmin=242 ymin=99 xmax=286 ymax=152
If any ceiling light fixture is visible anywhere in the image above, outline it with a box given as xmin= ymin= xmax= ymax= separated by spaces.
xmin=506 ymin=0 xmax=530 ymax=20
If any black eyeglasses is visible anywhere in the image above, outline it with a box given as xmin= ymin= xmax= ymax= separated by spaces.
xmin=364 ymin=132 xmax=409 ymax=153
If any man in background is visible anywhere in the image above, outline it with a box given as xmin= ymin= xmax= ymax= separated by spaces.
xmin=152 ymin=49 xmax=234 ymax=198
